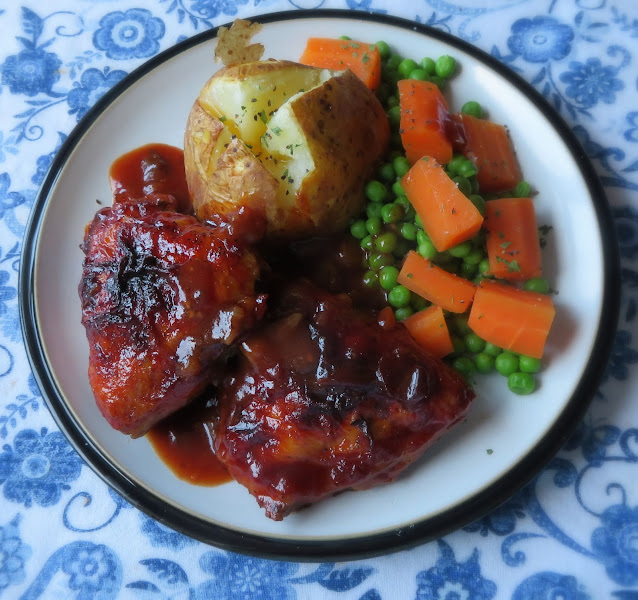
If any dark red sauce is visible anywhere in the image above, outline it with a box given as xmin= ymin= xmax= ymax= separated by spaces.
xmin=109 ymin=143 xmax=191 ymax=213
xmin=109 ymin=144 xmax=383 ymax=486
xmin=146 ymin=398 xmax=231 ymax=486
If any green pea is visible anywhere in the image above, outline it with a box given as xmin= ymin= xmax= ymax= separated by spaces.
xmin=388 ymin=284 xmax=411 ymax=308
xmin=418 ymin=240 xmax=438 ymax=259
xmin=524 ymin=277 xmax=551 ymax=294
xmin=339 ymin=35 xmax=351 ymax=40
xmin=409 ymin=68 xmax=428 ymax=81
xmin=365 ymin=216 xmax=382 ymax=235
xmin=460 ymin=262 xmax=477 ymax=278
xmin=508 ymin=372 xmax=536 ymax=395
xmin=394 ymin=306 xmax=414 ymax=321
xmin=419 ymin=56 xmax=436 ymax=74
xmin=365 ymin=180 xmax=389 ymax=203
xmin=415 ymin=214 xmax=424 ymax=228
xmin=519 ymin=355 xmax=542 ymax=374
xmin=461 ymin=100 xmax=483 ymax=119
xmin=393 ymin=156 xmax=411 ymax=178
xmin=451 ymin=335 xmax=466 ymax=355
xmin=412 ymin=295 xmax=430 ymax=311
xmin=366 ymin=202 xmax=383 ymax=219
xmin=514 ymin=180 xmax=532 ymax=198
xmin=495 ymin=352 xmax=519 ymax=377
xmin=386 ymin=95 xmax=400 ymax=108
xmin=401 ymin=222 xmax=418 ymax=241
xmin=416 ymin=229 xmax=430 ymax=246
xmin=378 ymin=265 xmax=400 ymax=290
xmin=484 ymin=342 xmax=502 ymax=357
xmin=478 ymin=257 xmax=491 ymax=275
xmin=387 ymin=105 xmax=402 ymax=128
xmin=349 ymin=219 xmax=367 ymax=239
xmin=362 ymin=269 xmax=378 ymax=287
xmin=452 ymin=356 xmax=475 ymax=377
xmin=360 ymin=235 xmax=373 ymax=251
xmin=399 ymin=201 xmax=416 ymax=221
xmin=469 ymin=177 xmax=480 ymax=194
xmin=386 ymin=54 xmax=403 ymax=69
xmin=451 ymin=315 xmax=471 ymax=335
xmin=447 ymin=155 xmax=466 ymax=175
xmin=469 ymin=194 xmax=486 ymax=216
xmin=381 ymin=203 xmax=403 ymax=224
xmin=448 ymin=241 xmax=472 ymax=258
xmin=392 ymin=180 xmax=405 ymax=197
xmin=398 ymin=58 xmax=419 ymax=79
xmin=452 ymin=176 xmax=472 ymax=196
xmin=465 ymin=332 xmax=486 ymax=354
xmin=375 ymin=40 xmax=391 ymax=59
xmin=457 ymin=159 xmax=478 ymax=178
xmin=375 ymin=232 xmax=397 ymax=253
xmin=464 ymin=248 xmax=484 ymax=266
xmin=369 ymin=251 xmax=393 ymax=270
xmin=429 ymin=75 xmax=446 ymax=90
xmin=378 ymin=163 xmax=396 ymax=182
xmin=435 ymin=55 xmax=456 ymax=78
xmin=474 ymin=352 xmax=494 ymax=373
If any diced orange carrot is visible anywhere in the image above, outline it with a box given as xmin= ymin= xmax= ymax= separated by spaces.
xmin=398 ymin=80 xmax=452 ymax=164
xmin=403 ymin=305 xmax=454 ymax=357
xmin=468 ymin=279 xmax=555 ymax=359
xmin=401 ymin=157 xmax=484 ymax=252
xmin=452 ymin=113 xmax=521 ymax=193
xmin=299 ymin=38 xmax=381 ymax=89
xmin=398 ymin=251 xmax=476 ymax=313
xmin=484 ymin=197 xmax=542 ymax=281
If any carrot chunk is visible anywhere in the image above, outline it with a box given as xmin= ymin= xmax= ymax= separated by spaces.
xmin=485 ymin=197 xmax=542 ymax=281
xmin=403 ymin=305 xmax=454 ymax=357
xmin=468 ymin=279 xmax=555 ymax=359
xmin=299 ymin=38 xmax=381 ymax=89
xmin=398 ymin=251 xmax=476 ymax=313
xmin=452 ymin=113 xmax=521 ymax=193
xmin=401 ymin=157 xmax=484 ymax=252
xmin=398 ymin=80 xmax=452 ymax=164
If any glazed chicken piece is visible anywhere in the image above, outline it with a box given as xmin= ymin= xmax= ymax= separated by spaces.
xmin=214 ymin=281 xmax=475 ymax=520
xmin=79 ymin=194 xmax=264 ymax=437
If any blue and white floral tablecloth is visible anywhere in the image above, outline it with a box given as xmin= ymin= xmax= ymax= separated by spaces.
xmin=1 ymin=0 xmax=637 ymax=598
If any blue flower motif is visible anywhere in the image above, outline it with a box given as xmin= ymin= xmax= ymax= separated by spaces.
xmin=507 ymin=17 xmax=574 ymax=63
xmin=32 ymin=133 xmax=67 ymax=186
xmin=195 ymin=551 xmax=298 ymax=600
xmin=0 ymin=271 xmax=16 ymax=318
xmin=511 ymin=571 xmax=590 ymax=600
xmin=0 ymin=515 xmax=31 ymax=593
xmin=560 ymin=58 xmax=624 ymax=108
xmin=67 ymin=67 xmax=127 ymax=120
xmin=139 ymin=513 xmax=195 ymax=550
xmin=62 ymin=544 xmax=120 ymax=594
xmin=1 ymin=47 xmax=62 ymax=96
xmin=189 ymin=0 xmax=249 ymax=19
xmin=93 ymin=9 xmax=165 ymax=60
xmin=415 ymin=540 xmax=496 ymax=600
xmin=591 ymin=503 xmax=638 ymax=585
xmin=0 ymin=173 xmax=26 ymax=220
xmin=603 ymin=329 xmax=638 ymax=383
xmin=613 ymin=205 xmax=638 ymax=260
xmin=0 ymin=428 xmax=83 ymax=508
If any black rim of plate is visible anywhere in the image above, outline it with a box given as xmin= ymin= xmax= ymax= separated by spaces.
xmin=19 ymin=9 xmax=621 ymax=561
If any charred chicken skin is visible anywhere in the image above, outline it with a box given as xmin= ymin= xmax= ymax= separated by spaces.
xmin=214 ymin=281 xmax=475 ymax=520
xmin=79 ymin=194 xmax=264 ymax=437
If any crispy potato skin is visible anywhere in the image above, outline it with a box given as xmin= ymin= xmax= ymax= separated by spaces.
xmin=184 ymin=61 xmax=390 ymax=239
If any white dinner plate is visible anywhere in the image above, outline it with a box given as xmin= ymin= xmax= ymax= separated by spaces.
xmin=20 ymin=10 xmax=620 ymax=560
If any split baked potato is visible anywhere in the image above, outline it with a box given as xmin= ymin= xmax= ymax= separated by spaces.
xmin=184 ymin=59 xmax=390 ymax=238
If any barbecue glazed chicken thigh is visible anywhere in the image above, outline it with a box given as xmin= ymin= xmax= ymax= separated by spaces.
xmin=79 ymin=194 xmax=264 ymax=437
xmin=214 ymin=281 xmax=475 ymax=520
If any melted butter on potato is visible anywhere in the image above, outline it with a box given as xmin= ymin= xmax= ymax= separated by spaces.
xmin=184 ymin=59 xmax=390 ymax=239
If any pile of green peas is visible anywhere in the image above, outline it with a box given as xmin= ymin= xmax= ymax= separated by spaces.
xmin=347 ymin=39 xmax=553 ymax=395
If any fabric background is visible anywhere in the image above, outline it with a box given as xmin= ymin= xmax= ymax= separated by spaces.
xmin=0 ymin=1 xmax=637 ymax=598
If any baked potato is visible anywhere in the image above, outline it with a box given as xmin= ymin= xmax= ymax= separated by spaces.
xmin=184 ymin=59 xmax=390 ymax=238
